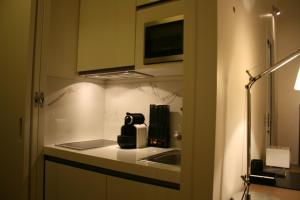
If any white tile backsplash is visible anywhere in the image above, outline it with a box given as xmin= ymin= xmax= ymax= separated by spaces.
xmin=44 ymin=76 xmax=183 ymax=147
xmin=44 ymin=76 xmax=105 ymax=145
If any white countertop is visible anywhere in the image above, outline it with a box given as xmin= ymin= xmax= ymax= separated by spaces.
xmin=44 ymin=144 xmax=181 ymax=184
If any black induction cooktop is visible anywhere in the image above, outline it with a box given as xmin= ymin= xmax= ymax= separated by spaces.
xmin=56 ymin=139 xmax=116 ymax=150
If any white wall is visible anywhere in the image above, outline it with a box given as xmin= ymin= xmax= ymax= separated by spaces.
xmin=275 ymin=0 xmax=300 ymax=165
xmin=44 ymin=77 xmax=105 ymax=145
xmin=215 ymin=0 xmax=274 ymax=199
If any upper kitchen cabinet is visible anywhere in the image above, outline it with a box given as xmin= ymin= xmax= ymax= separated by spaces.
xmin=135 ymin=0 xmax=184 ymax=76
xmin=77 ymin=0 xmax=135 ymax=72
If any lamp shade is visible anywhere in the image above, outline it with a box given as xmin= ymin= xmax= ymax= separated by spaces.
xmin=294 ymin=67 xmax=300 ymax=90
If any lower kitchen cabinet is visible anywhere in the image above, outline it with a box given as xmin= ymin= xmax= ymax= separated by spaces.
xmin=106 ymin=176 xmax=180 ymax=200
xmin=45 ymin=161 xmax=106 ymax=200
xmin=45 ymin=159 xmax=180 ymax=200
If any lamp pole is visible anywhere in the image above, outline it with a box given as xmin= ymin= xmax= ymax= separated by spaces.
xmin=241 ymin=49 xmax=300 ymax=200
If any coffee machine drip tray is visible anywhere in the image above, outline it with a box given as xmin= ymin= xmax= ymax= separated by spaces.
xmin=56 ymin=139 xmax=116 ymax=150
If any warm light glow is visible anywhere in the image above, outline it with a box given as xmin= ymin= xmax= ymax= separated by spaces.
xmin=272 ymin=6 xmax=281 ymax=16
xmin=294 ymin=67 xmax=300 ymax=90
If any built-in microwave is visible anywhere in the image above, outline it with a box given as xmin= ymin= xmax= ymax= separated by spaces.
xmin=144 ymin=15 xmax=184 ymax=64
xmin=135 ymin=0 xmax=184 ymax=67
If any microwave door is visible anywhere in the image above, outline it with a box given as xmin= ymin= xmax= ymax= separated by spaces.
xmin=144 ymin=15 xmax=184 ymax=65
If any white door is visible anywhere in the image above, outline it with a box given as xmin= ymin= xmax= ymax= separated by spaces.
xmin=0 ymin=0 xmax=36 ymax=199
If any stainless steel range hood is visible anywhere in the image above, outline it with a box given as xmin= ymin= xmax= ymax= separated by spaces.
xmin=78 ymin=66 xmax=153 ymax=80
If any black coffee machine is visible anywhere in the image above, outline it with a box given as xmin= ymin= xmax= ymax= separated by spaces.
xmin=117 ymin=113 xmax=147 ymax=149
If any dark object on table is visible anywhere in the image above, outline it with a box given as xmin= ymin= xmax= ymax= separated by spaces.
xmin=276 ymin=171 xmax=300 ymax=191
xmin=148 ymin=104 xmax=170 ymax=148
xmin=250 ymin=160 xmax=300 ymax=191
xmin=250 ymin=159 xmax=276 ymax=186
xmin=251 ymin=159 xmax=264 ymax=175
xmin=249 ymin=174 xmax=276 ymax=186
xmin=263 ymin=167 xmax=286 ymax=177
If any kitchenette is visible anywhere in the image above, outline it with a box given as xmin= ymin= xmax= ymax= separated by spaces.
xmin=6 ymin=0 xmax=299 ymax=199
xmin=35 ymin=0 xmax=184 ymax=199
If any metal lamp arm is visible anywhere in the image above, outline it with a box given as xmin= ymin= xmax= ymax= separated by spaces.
xmin=246 ymin=48 xmax=300 ymax=90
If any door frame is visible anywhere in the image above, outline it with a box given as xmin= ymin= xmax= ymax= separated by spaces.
xmin=29 ymin=0 xmax=48 ymax=200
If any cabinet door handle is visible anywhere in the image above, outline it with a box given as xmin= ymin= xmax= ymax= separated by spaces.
xmin=34 ymin=92 xmax=45 ymax=107
xmin=19 ymin=117 xmax=23 ymax=141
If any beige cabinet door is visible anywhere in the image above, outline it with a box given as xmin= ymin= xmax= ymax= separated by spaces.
xmin=45 ymin=161 xmax=106 ymax=200
xmin=0 ymin=0 xmax=35 ymax=199
xmin=107 ymin=176 xmax=180 ymax=200
xmin=77 ymin=0 xmax=136 ymax=72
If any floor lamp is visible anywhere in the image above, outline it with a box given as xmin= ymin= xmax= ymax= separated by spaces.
xmin=241 ymin=48 xmax=300 ymax=200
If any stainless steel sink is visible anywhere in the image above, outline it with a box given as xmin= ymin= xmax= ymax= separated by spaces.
xmin=141 ymin=149 xmax=181 ymax=166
